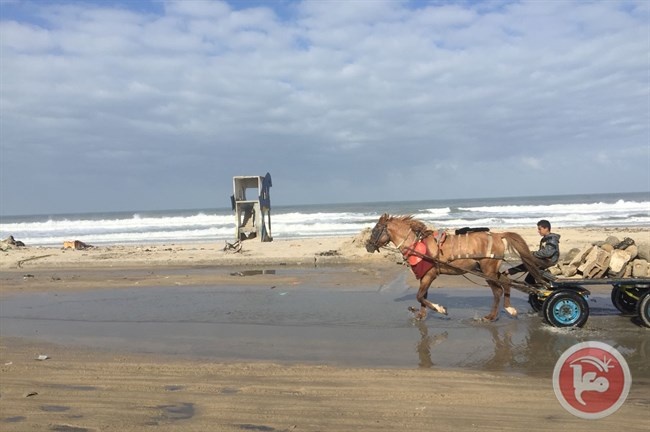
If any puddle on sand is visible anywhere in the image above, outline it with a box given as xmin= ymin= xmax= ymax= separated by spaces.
xmin=237 ymin=425 xmax=276 ymax=431
xmin=3 ymin=416 xmax=26 ymax=423
xmin=157 ymin=403 xmax=195 ymax=421
xmin=49 ymin=425 xmax=90 ymax=432
xmin=230 ymin=269 xmax=277 ymax=277
xmin=164 ymin=385 xmax=184 ymax=392
xmin=44 ymin=384 xmax=97 ymax=391
xmin=0 ymin=280 xmax=648 ymax=379
xmin=40 ymin=405 xmax=71 ymax=412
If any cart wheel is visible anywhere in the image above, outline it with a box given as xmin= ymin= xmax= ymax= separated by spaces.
xmin=611 ymin=284 xmax=642 ymax=315
xmin=637 ymin=291 xmax=650 ymax=328
xmin=528 ymin=293 xmax=544 ymax=312
xmin=543 ymin=290 xmax=589 ymax=328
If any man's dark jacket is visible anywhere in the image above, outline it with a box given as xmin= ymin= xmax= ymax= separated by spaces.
xmin=534 ymin=233 xmax=561 ymax=267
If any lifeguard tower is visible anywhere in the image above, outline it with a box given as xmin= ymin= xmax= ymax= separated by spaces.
xmin=230 ymin=173 xmax=272 ymax=242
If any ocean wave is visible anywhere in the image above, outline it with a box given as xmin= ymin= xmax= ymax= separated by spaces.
xmin=458 ymin=200 xmax=648 ymax=215
xmin=1 ymin=195 xmax=648 ymax=246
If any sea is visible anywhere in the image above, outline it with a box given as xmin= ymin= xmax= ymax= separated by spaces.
xmin=1 ymin=192 xmax=648 ymax=247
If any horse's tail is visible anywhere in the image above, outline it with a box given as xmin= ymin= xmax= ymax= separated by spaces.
xmin=501 ymin=232 xmax=545 ymax=284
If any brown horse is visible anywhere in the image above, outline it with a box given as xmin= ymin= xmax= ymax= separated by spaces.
xmin=365 ymin=214 xmax=543 ymax=321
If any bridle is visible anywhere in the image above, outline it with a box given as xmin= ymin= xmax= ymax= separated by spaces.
xmin=367 ymin=222 xmax=390 ymax=252
xmin=368 ymin=221 xmax=414 ymax=253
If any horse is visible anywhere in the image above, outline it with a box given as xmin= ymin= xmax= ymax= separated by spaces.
xmin=365 ymin=213 xmax=544 ymax=321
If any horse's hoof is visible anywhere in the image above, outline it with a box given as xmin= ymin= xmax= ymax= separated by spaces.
xmin=505 ymin=306 xmax=518 ymax=317
xmin=482 ymin=315 xmax=498 ymax=322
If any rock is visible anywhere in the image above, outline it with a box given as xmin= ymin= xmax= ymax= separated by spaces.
xmin=624 ymin=244 xmax=638 ymax=260
xmin=562 ymin=248 xmax=581 ymax=264
xmin=569 ymin=246 xmax=593 ymax=268
xmin=601 ymin=243 xmax=614 ymax=253
xmin=623 ymin=263 xmax=633 ymax=278
xmin=578 ymin=246 xmax=611 ymax=279
xmin=614 ymin=237 xmax=635 ymax=250
xmin=637 ymin=243 xmax=650 ymax=261
xmin=604 ymin=236 xmax=620 ymax=247
xmin=608 ymin=249 xmax=632 ymax=274
xmin=561 ymin=264 xmax=578 ymax=277
xmin=549 ymin=266 xmax=562 ymax=276
xmin=632 ymin=259 xmax=649 ymax=277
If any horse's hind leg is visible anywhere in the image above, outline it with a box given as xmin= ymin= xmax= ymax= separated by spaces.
xmin=481 ymin=259 xmax=517 ymax=320
xmin=502 ymin=282 xmax=517 ymax=317
xmin=484 ymin=281 xmax=503 ymax=321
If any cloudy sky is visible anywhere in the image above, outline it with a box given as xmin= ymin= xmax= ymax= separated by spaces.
xmin=1 ymin=0 xmax=648 ymax=216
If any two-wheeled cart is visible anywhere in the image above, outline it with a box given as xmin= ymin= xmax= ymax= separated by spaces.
xmin=394 ymin=240 xmax=650 ymax=329
xmin=522 ymin=277 xmax=650 ymax=328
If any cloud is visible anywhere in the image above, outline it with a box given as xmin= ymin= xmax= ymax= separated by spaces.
xmin=0 ymin=0 xmax=648 ymax=215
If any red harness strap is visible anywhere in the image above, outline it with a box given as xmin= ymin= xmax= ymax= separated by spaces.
xmin=403 ymin=241 xmax=435 ymax=280
xmin=404 ymin=241 xmax=427 ymax=265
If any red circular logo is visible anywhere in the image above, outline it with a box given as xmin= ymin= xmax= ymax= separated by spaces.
xmin=553 ymin=341 xmax=631 ymax=419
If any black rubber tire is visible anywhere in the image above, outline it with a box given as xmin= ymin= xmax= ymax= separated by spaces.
xmin=611 ymin=284 xmax=642 ymax=315
xmin=543 ymin=290 xmax=589 ymax=328
xmin=528 ymin=293 xmax=544 ymax=312
xmin=637 ymin=291 xmax=650 ymax=328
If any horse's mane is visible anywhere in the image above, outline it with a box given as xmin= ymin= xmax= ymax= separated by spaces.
xmin=389 ymin=215 xmax=433 ymax=238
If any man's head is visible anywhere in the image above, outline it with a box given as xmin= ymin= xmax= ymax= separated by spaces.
xmin=537 ymin=219 xmax=551 ymax=236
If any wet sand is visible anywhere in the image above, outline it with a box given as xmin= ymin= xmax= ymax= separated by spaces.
xmin=1 ymin=230 xmax=649 ymax=431
xmin=2 ymin=273 xmax=649 ymax=377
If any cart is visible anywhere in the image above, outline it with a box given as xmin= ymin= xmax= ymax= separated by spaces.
xmin=396 ymin=241 xmax=650 ymax=329
xmin=524 ymin=277 xmax=650 ymax=328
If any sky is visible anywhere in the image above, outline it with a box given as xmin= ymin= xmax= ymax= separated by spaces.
xmin=0 ymin=0 xmax=649 ymax=216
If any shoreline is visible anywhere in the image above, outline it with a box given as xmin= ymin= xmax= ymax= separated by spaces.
xmin=0 ymin=226 xmax=645 ymax=291
xmin=2 ymin=226 xmax=647 ymax=268
xmin=1 ymin=226 xmax=648 ymax=296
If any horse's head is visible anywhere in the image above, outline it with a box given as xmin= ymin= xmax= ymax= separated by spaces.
xmin=365 ymin=213 xmax=391 ymax=253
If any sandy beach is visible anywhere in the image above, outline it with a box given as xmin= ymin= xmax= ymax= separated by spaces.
xmin=1 ymin=227 xmax=649 ymax=431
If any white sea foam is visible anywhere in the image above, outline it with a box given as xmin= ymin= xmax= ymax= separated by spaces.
xmin=1 ymin=194 xmax=648 ymax=246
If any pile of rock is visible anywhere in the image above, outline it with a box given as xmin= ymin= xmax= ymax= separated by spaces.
xmin=1 ymin=235 xmax=25 ymax=251
xmin=549 ymin=236 xmax=650 ymax=279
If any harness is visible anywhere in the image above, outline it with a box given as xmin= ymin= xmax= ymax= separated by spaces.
xmin=367 ymin=219 xmax=549 ymax=291
xmin=401 ymin=231 xmax=502 ymax=262
xmin=370 ymin=223 xmax=504 ymax=280
xmin=446 ymin=231 xmax=501 ymax=260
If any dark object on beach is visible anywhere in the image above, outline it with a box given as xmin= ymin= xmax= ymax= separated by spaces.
xmin=316 ymin=250 xmax=340 ymax=256
xmin=223 ymin=240 xmax=242 ymax=253
xmin=1 ymin=235 xmax=26 ymax=249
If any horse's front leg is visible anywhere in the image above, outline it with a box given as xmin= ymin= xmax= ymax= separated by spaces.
xmin=409 ymin=273 xmax=447 ymax=320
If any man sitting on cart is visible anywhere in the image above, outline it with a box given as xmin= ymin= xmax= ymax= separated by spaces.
xmin=502 ymin=219 xmax=560 ymax=284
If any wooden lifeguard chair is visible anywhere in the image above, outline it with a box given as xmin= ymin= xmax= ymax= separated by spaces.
xmin=230 ymin=173 xmax=272 ymax=242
